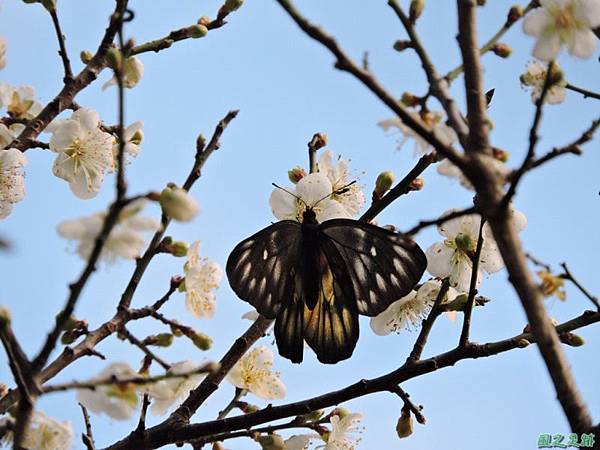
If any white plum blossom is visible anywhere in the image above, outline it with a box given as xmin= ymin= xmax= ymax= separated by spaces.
xmin=227 ymin=346 xmax=286 ymax=400
xmin=0 ymin=84 xmax=43 ymax=119
xmin=76 ymin=362 xmax=139 ymax=420
xmin=378 ymin=110 xmax=457 ymax=155
xmin=103 ymin=56 xmax=144 ymax=90
xmin=0 ymin=148 xmax=27 ymax=219
xmin=270 ymin=172 xmax=351 ymax=223
xmin=146 ymin=361 xmax=204 ymax=416
xmin=0 ymin=36 xmax=6 ymax=70
xmin=48 ymin=108 xmax=115 ymax=199
xmin=370 ymin=280 xmax=460 ymax=335
xmin=160 ymin=184 xmax=200 ymax=222
xmin=523 ymin=0 xmax=600 ymax=60
xmin=0 ymin=123 xmax=25 ymax=150
xmin=0 ymin=410 xmax=73 ymax=450
xmin=57 ymin=199 xmax=159 ymax=262
xmin=184 ymin=241 xmax=223 ymax=318
xmin=318 ymin=410 xmax=363 ymax=450
xmin=437 ymin=154 xmax=510 ymax=191
xmin=317 ymin=150 xmax=364 ymax=216
xmin=425 ymin=209 xmax=527 ymax=291
xmin=113 ymin=121 xmax=144 ymax=164
xmin=520 ymin=61 xmax=567 ymax=104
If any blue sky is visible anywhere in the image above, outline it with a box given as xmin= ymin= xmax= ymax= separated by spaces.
xmin=1 ymin=0 xmax=599 ymax=449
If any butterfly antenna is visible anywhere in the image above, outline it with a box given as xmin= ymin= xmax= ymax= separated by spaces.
xmin=312 ymin=180 xmax=357 ymax=207
xmin=271 ymin=183 xmax=308 ymax=207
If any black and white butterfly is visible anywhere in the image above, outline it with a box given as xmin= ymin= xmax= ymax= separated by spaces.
xmin=226 ymin=188 xmax=427 ymax=364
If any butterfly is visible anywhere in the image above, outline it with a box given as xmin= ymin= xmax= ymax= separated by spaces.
xmin=226 ymin=186 xmax=427 ymax=364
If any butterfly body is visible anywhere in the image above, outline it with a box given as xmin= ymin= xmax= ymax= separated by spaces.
xmin=226 ymin=208 xmax=426 ymax=364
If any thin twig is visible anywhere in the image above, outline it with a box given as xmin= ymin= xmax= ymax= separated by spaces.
xmin=390 ymin=385 xmax=426 ymax=424
xmin=565 ymin=83 xmax=600 ymax=101
xmin=135 ymin=394 xmax=151 ymax=434
xmin=43 ymin=363 xmax=217 ymax=394
xmin=407 ymin=278 xmax=450 ymax=362
xmin=525 ymin=252 xmax=552 ymax=272
xmin=48 ymin=7 xmax=74 ymax=82
xmin=360 ymin=153 xmax=436 ymax=223
xmin=120 ymin=327 xmax=171 ymax=370
xmin=217 ymin=388 xmax=246 ymax=420
xmin=560 ymin=263 xmax=600 ymax=310
xmin=406 ymin=206 xmax=477 ymax=236
xmin=459 ymin=218 xmax=485 ymax=346
xmin=503 ymin=61 xmax=555 ymax=206
xmin=79 ymin=403 xmax=96 ymax=450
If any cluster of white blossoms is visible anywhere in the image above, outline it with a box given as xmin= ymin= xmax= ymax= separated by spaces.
xmin=77 ymin=360 xmax=204 ymax=420
xmin=227 ymin=345 xmax=286 ymax=400
xmin=426 ymin=209 xmax=527 ymax=292
xmin=183 ymin=241 xmax=223 ymax=318
xmin=270 ymin=150 xmax=365 ymax=222
xmin=378 ymin=110 xmax=457 ymax=156
xmin=0 ymin=83 xmax=43 ymax=120
xmin=0 ymin=410 xmax=73 ymax=450
xmin=57 ymin=199 xmax=159 ymax=262
xmin=0 ymin=147 xmax=27 ymax=219
xmin=47 ymin=108 xmax=143 ymax=199
xmin=370 ymin=279 xmax=460 ymax=335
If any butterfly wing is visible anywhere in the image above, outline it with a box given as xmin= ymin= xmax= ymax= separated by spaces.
xmin=302 ymin=236 xmax=359 ymax=364
xmin=226 ymin=220 xmax=301 ymax=319
xmin=319 ymin=219 xmax=427 ymax=316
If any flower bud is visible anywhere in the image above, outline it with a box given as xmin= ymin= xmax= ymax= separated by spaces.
xmin=374 ymin=171 xmax=394 ymax=199
xmin=144 ymin=333 xmax=174 ymax=347
xmin=409 ymin=0 xmax=424 ymax=23
xmin=492 ymin=43 xmax=512 ymax=58
xmin=393 ymin=40 xmax=412 ymax=52
xmin=160 ymin=184 xmax=200 ymax=222
xmin=188 ymin=24 xmax=209 ymax=39
xmin=256 ymin=434 xmax=285 ymax=450
xmin=409 ymin=178 xmax=425 ymax=191
xmin=507 ymin=5 xmax=524 ymax=24
xmin=0 ymin=305 xmax=11 ymax=329
xmin=298 ymin=409 xmax=325 ymax=422
xmin=237 ymin=401 xmax=260 ymax=413
xmin=106 ymin=48 xmax=123 ymax=70
xmin=309 ymin=132 xmax=328 ymax=150
xmin=212 ymin=443 xmax=225 ymax=450
xmin=396 ymin=408 xmax=413 ymax=438
xmin=192 ymin=332 xmax=213 ymax=351
xmin=198 ymin=16 xmax=212 ymax=26
xmin=171 ymin=241 xmax=189 ymax=257
xmin=288 ymin=166 xmax=307 ymax=184
xmin=517 ymin=338 xmax=530 ymax=348
xmin=80 ymin=50 xmax=93 ymax=64
xmin=170 ymin=324 xmax=184 ymax=337
xmin=224 ymin=0 xmax=244 ymax=12
xmin=560 ymin=332 xmax=585 ymax=347
xmin=400 ymin=92 xmax=420 ymax=107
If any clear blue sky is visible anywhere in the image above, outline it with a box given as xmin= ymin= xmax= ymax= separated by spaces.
xmin=1 ymin=1 xmax=599 ymax=449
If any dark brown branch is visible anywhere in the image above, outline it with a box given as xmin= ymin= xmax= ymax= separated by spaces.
xmin=456 ymin=0 xmax=490 ymax=153
xmin=565 ymin=83 xmax=600 ymax=101
xmin=528 ymin=117 xmax=600 ymax=171
xmin=103 ymin=310 xmax=600 ymax=449
xmin=49 ymin=8 xmax=74 ymax=82
xmin=560 ymin=263 xmax=600 ymax=310
xmin=275 ymin=0 xmax=464 ymax=167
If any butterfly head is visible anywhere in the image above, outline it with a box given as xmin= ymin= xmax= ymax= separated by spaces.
xmin=301 ymin=207 xmax=318 ymax=225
